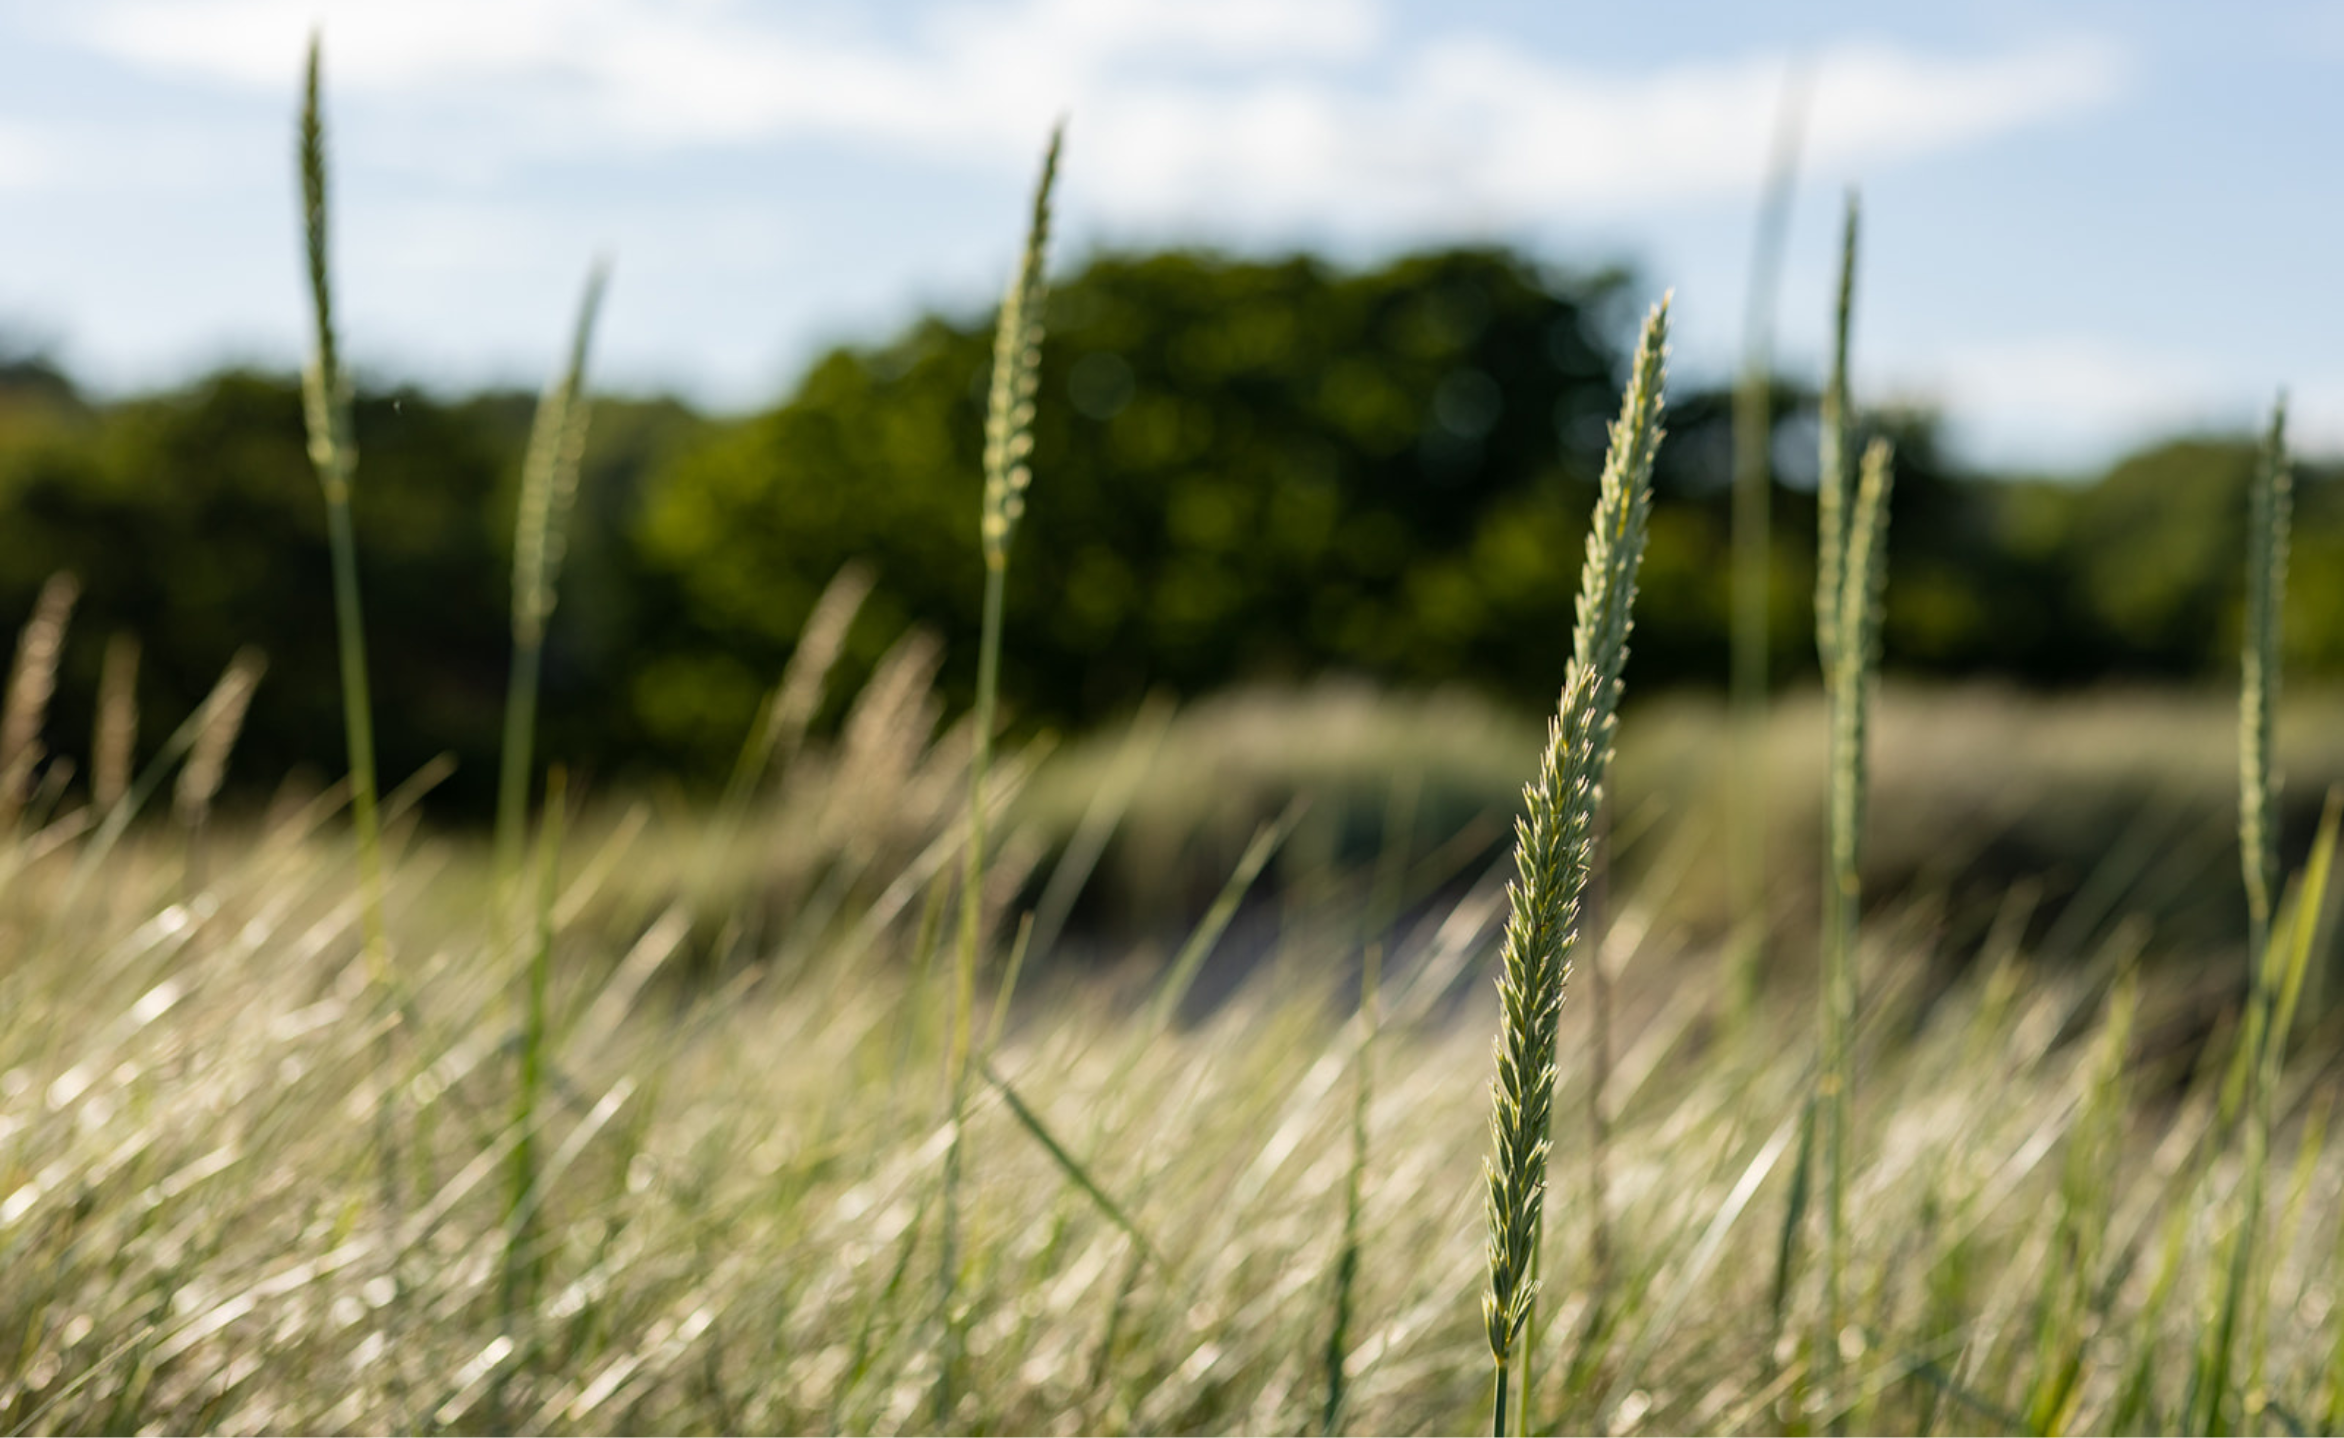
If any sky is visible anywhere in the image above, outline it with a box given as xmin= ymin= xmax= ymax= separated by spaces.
xmin=0 ymin=0 xmax=2335 ymax=473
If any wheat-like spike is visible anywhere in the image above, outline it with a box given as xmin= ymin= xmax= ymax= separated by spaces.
xmin=0 ymin=572 xmax=79 ymax=832
xmin=1814 ymin=195 xmax=1860 ymax=675
xmin=2240 ymin=396 xmax=2290 ymax=955
xmin=494 ymin=261 xmax=610 ymax=891
xmin=1482 ymin=298 xmax=1668 ymax=1431
xmin=979 ymin=122 xmax=1062 ymax=571
xmin=175 ymin=649 xmax=268 ymax=829
xmin=511 ymin=262 xmax=610 ymax=647
xmin=93 ymin=632 xmax=139 ymax=812
xmin=1830 ymin=437 xmax=1894 ymax=879
xmin=1818 ymin=434 xmax=1892 ymax=1430
xmin=297 ymin=35 xmax=390 ymax=975
xmin=300 ymin=40 xmax=354 ymax=504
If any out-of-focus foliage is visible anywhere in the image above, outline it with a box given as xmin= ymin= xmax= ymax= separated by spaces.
xmin=0 ymin=353 xmax=706 ymax=807
xmin=636 ymin=249 xmax=1637 ymax=763
xmin=0 ymin=250 xmax=2334 ymax=810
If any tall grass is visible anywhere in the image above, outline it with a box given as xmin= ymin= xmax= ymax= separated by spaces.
xmin=1808 ymin=196 xmax=1877 ymax=1426
xmin=1726 ymin=68 xmax=1809 ymax=1020
xmin=172 ymin=650 xmax=265 ymax=885
xmin=0 ymin=571 xmax=78 ymax=834
xmin=939 ymin=121 xmax=1062 ymax=1424
xmin=1817 ymin=435 xmax=1891 ymax=1423
xmin=1482 ymin=297 xmax=1668 ymax=1437
xmin=501 ymin=766 xmax=568 ymax=1346
xmin=92 ymin=631 xmax=139 ymax=813
xmin=494 ymin=264 xmax=610 ymax=894
xmin=2190 ymin=396 xmax=2295 ymax=1435
xmin=297 ymin=39 xmax=389 ymax=973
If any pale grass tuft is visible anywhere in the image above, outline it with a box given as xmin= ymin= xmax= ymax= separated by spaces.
xmin=93 ymin=632 xmax=139 ymax=812
xmin=175 ymin=649 xmax=268 ymax=831
xmin=0 ymin=571 xmax=79 ymax=832
xmin=747 ymin=561 xmax=876 ymax=801
xmin=824 ymin=627 xmax=946 ymax=857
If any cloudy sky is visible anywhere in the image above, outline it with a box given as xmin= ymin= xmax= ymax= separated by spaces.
xmin=0 ymin=0 xmax=2333 ymax=471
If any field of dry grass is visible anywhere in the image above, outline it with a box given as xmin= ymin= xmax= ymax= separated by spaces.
xmin=0 ymin=680 xmax=2338 ymax=1433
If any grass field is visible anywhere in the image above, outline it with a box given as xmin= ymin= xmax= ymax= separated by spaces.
xmin=0 ymin=677 xmax=2338 ymax=1434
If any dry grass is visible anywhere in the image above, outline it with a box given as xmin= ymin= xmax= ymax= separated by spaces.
xmin=0 ymin=672 xmax=2332 ymax=1432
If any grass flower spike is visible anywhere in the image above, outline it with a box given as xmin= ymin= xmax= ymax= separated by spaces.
xmin=1482 ymin=297 xmax=1668 ymax=1435
xmin=298 ymin=37 xmax=390 ymax=968
xmin=495 ymin=263 xmax=610 ymax=889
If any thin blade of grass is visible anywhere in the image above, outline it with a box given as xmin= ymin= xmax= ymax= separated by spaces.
xmin=978 ymin=1058 xmax=1160 ymax=1270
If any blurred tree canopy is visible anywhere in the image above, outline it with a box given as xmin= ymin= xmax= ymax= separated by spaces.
xmin=0 ymin=247 xmax=2331 ymax=812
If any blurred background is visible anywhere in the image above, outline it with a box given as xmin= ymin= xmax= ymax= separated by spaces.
xmin=0 ymin=0 xmax=2338 ymax=857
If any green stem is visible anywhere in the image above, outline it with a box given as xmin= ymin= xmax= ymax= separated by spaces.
xmin=322 ymin=447 xmax=388 ymax=970
xmin=937 ymin=553 xmax=1005 ymax=1430
xmin=494 ymin=636 xmax=543 ymax=891
xmin=1727 ymin=72 xmax=1806 ymax=1018
xmin=953 ymin=560 xmax=1005 ymax=1096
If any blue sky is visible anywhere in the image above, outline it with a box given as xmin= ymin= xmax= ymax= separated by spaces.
xmin=0 ymin=0 xmax=2334 ymax=472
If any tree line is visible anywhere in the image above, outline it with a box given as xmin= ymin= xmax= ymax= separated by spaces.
xmin=0 ymin=246 xmax=2330 ymax=813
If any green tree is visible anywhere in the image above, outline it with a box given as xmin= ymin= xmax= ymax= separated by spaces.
xmin=638 ymin=248 xmax=1637 ymax=765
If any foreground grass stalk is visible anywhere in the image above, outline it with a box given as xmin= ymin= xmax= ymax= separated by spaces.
xmin=1819 ymin=434 xmax=1892 ymax=1427
xmin=2239 ymin=397 xmax=2290 ymax=990
xmin=1323 ymin=941 xmax=1379 ymax=1437
xmin=298 ymin=40 xmax=389 ymax=975
xmin=1808 ymin=195 xmax=1861 ymax=1422
xmin=497 ymin=766 xmax=565 ymax=1421
xmin=1482 ymin=298 xmax=1668 ymax=1438
xmin=2024 ymin=964 xmax=2135 ymax=1435
xmin=2193 ymin=398 xmax=2292 ymax=1436
xmin=504 ymin=769 xmax=566 ymax=1310
xmin=494 ymin=265 xmax=609 ymax=895
xmin=1727 ymin=68 xmax=1810 ymax=1021
xmin=938 ymin=122 xmax=1061 ymax=1425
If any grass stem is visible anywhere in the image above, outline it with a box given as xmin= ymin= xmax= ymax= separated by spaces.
xmin=938 ymin=122 xmax=1061 ymax=1426
xmin=298 ymin=37 xmax=390 ymax=979
xmin=1727 ymin=66 xmax=1810 ymax=1021
xmin=494 ymin=264 xmax=609 ymax=897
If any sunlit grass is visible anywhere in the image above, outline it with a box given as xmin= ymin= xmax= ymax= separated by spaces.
xmin=0 ymin=711 xmax=2338 ymax=1433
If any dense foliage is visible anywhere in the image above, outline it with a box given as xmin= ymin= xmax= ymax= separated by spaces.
xmin=0 ymin=248 xmax=2332 ymax=809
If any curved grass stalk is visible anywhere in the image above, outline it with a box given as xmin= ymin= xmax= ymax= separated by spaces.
xmin=1727 ymin=66 xmax=1811 ymax=1020
xmin=1482 ymin=297 xmax=1669 ymax=1437
xmin=1819 ymin=434 xmax=1893 ymax=1426
xmin=2193 ymin=399 xmax=2294 ymax=1436
xmin=298 ymin=38 xmax=389 ymax=976
xmin=494 ymin=263 xmax=610 ymax=895
xmin=1808 ymin=196 xmax=1861 ymax=1424
xmin=937 ymin=121 xmax=1062 ymax=1426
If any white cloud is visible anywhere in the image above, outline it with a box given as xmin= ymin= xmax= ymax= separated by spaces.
xmin=0 ymin=121 xmax=54 ymax=190
xmin=63 ymin=0 xmax=2123 ymax=232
